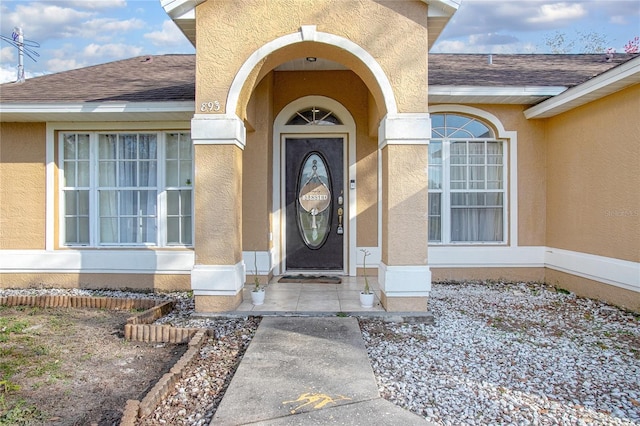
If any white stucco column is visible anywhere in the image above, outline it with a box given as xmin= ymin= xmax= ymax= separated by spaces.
xmin=190 ymin=114 xmax=246 ymax=312
xmin=378 ymin=113 xmax=432 ymax=311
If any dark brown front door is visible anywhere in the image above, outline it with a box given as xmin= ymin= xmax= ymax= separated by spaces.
xmin=285 ymin=138 xmax=344 ymax=271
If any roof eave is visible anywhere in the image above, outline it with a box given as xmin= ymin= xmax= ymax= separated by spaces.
xmin=161 ymin=0 xmax=204 ymax=47
xmin=429 ymin=86 xmax=566 ymax=105
xmin=524 ymin=56 xmax=640 ymax=119
xmin=0 ymin=101 xmax=195 ymax=123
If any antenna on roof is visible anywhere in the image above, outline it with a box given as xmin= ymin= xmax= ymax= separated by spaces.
xmin=0 ymin=27 xmax=40 ymax=83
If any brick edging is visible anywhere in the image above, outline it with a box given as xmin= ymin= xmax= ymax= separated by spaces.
xmin=0 ymin=295 xmax=157 ymax=310
xmin=120 ymin=329 xmax=209 ymax=425
xmin=0 ymin=295 xmax=195 ymax=344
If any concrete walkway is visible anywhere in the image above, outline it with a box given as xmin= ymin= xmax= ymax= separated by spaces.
xmin=212 ymin=317 xmax=432 ymax=425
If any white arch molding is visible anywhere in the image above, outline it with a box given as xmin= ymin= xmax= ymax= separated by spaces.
xmin=226 ymin=25 xmax=397 ymax=118
xmin=272 ymin=96 xmax=358 ymax=276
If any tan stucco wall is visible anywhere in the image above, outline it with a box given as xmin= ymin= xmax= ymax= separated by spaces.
xmin=272 ymin=70 xmax=378 ymax=248
xmin=194 ymin=144 xmax=243 ymax=265
xmin=545 ymin=84 xmax=640 ymax=262
xmin=546 ymin=268 xmax=639 ymax=312
xmin=0 ymin=273 xmax=190 ymax=292
xmin=381 ymin=144 xmax=429 ymax=265
xmin=243 ymin=74 xmax=274 ymax=251
xmin=432 ymin=267 xmax=545 ymax=283
xmin=0 ymin=122 xmax=46 ymax=249
xmin=195 ymin=0 xmax=429 ymax=119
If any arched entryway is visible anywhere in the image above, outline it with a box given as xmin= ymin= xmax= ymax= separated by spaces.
xmin=190 ymin=24 xmax=432 ymax=313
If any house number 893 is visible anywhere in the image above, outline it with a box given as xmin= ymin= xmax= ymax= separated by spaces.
xmin=200 ymin=101 xmax=221 ymax=112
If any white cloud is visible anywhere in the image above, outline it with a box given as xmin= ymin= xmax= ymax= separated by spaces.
xmin=144 ymin=20 xmax=188 ymax=47
xmin=72 ymin=17 xmax=146 ymax=39
xmin=57 ymin=0 xmax=126 ymax=10
xmin=609 ymin=15 xmax=627 ymax=25
xmin=46 ymin=57 xmax=84 ymax=73
xmin=0 ymin=65 xmax=18 ymax=84
xmin=432 ymin=40 xmax=468 ymax=53
xmin=469 ymin=33 xmax=520 ymax=46
xmin=82 ymin=43 xmax=143 ymax=59
xmin=1 ymin=46 xmax=16 ymax=63
xmin=1 ymin=3 xmax=94 ymax=40
xmin=527 ymin=3 xmax=587 ymax=24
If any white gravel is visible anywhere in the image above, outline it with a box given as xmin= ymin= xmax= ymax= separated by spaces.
xmin=3 ymin=281 xmax=639 ymax=425
xmin=361 ymin=281 xmax=640 ymax=425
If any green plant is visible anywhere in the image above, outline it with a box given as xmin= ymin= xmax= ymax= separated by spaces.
xmin=0 ymin=380 xmax=20 ymax=394
xmin=360 ymin=249 xmax=372 ymax=295
xmin=0 ymin=399 xmax=42 ymax=425
xmin=0 ymin=318 xmax=29 ymax=343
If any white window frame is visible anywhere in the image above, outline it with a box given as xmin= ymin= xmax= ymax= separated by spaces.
xmin=428 ymin=106 xmax=518 ymax=247
xmin=429 ymin=138 xmax=508 ymax=245
xmin=57 ymin=129 xmax=194 ymax=248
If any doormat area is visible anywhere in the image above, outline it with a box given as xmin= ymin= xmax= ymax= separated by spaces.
xmin=278 ymin=275 xmax=342 ymax=284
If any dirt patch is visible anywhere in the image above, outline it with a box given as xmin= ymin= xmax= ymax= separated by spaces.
xmin=0 ymin=305 xmax=187 ymax=426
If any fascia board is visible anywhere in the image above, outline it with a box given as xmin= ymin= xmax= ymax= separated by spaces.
xmin=430 ymin=86 xmax=567 ymax=97
xmin=424 ymin=0 xmax=460 ymax=16
xmin=524 ymin=56 xmax=640 ymax=119
xmin=161 ymin=0 xmax=202 ymax=18
xmin=0 ymin=101 xmax=195 ymax=115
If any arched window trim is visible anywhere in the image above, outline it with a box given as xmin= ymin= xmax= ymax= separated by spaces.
xmin=431 ymin=113 xmax=495 ymax=139
xmin=428 ymin=109 xmax=514 ymax=246
xmin=286 ymin=107 xmax=343 ymax=126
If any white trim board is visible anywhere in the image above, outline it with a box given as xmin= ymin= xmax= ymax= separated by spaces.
xmin=242 ymin=250 xmax=273 ymax=276
xmin=544 ymin=248 xmax=639 ymax=293
xmin=0 ymin=250 xmax=194 ymax=274
xmin=1 ymin=246 xmax=636 ymax=294
xmin=428 ymin=246 xmax=638 ymax=293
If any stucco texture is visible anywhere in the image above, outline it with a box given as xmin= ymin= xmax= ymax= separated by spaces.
xmin=0 ymin=273 xmax=190 ymax=292
xmin=545 ymin=84 xmax=640 ymax=263
xmin=195 ymin=0 xmax=428 ymax=118
xmin=381 ymin=144 xmax=429 ymax=265
xmin=0 ymin=123 xmax=46 ymax=249
xmin=194 ymin=144 xmax=243 ymax=265
xmin=243 ymin=74 xmax=274 ymax=251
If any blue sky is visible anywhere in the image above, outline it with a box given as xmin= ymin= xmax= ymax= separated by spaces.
xmin=1 ymin=0 xmax=639 ymax=83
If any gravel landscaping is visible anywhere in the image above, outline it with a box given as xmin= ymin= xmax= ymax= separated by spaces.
xmin=2 ymin=281 xmax=639 ymax=425
xmin=361 ymin=281 xmax=640 ymax=426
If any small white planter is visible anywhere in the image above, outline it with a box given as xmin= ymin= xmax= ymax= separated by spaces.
xmin=251 ymin=289 xmax=265 ymax=305
xmin=359 ymin=292 xmax=374 ymax=308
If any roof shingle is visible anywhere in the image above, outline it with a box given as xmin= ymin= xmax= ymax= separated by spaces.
xmin=0 ymin=53 xmax=632 ymax=104
xmin=0 ymin=54 xmax=195 ymax=103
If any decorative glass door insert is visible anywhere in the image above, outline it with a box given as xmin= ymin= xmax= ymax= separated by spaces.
xmin=297 ymin=153 xmax=332 ymax=249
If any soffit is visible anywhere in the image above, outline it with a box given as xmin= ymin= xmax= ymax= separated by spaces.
xmin=429 ymin=86 xmax=566 ymax=105
xmin=0 ymin=102 xmax=195 ymax=122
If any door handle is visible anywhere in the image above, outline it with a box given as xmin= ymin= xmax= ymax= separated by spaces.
xmin=337 ymin=207 xmax=344 ymax=235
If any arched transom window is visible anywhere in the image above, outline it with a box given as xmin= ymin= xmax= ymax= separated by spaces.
xmin=429 ymin=113 xmax=506 ymax=244
xmin=286 ymin=107 xmax=342 ymax=126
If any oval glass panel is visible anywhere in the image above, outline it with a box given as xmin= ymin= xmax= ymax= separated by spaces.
xmin=297 ymin=152 xmax=332 ymax=249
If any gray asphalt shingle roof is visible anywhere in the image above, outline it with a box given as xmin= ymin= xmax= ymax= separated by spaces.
xmin=428 ymin=54 xmax=630 ymax=87
xmin=0 ymin=54 xmax=195 ymax=103
xmin=0 ymin=53 xmax=631 ymax=104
